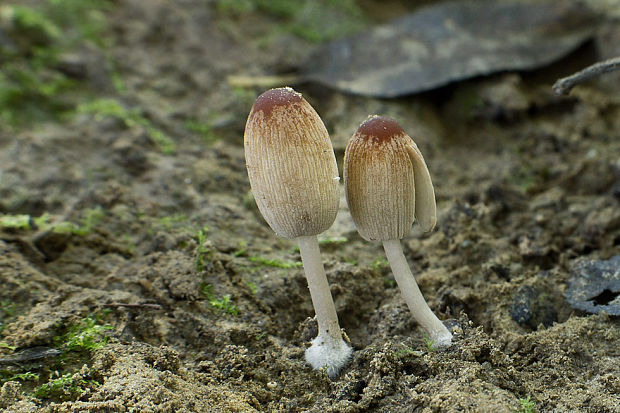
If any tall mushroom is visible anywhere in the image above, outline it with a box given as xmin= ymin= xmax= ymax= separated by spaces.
xmin=244 ymin=87 xmax=352 ymax=377
xmin=344 ymin=115 xmax=452 ymax=348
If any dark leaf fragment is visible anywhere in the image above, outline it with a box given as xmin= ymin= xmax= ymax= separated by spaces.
xmin=0 ymin=346 xmax=61 ymax=365
xmin=304 ymin=0 xmax=600 ymax=97
xmin=565 ymin=256 xmax=620 ymax=315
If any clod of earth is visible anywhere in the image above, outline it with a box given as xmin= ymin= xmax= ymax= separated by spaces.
xmin=244 ymin=87 xmax=351 ymax=378
xmin=565 ymin=255 xmax=620 ymax=315
xmin=344 ymin=115 xmax=452 ymax=348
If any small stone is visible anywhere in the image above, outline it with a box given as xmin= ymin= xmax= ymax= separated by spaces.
xmin=565 ymin=256 xmax=620 ymax=315
xmin=111 ymin=135 xmax=150 ymax=176
xmin=509 ymin=285 xmax=557 ymax=329
xmin=56 ymin=53 xmax=88 ymax=79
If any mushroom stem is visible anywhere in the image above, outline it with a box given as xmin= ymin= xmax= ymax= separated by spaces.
xmin=297 ymin=234 xmax=352 ymax=377
xmin=383 ymin=239 xmax=452 ymax=348
xmin=297 ymin=235 xmax=342 ymax=341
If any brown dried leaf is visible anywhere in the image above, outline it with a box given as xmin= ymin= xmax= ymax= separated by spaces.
xmin=305 ymin=0 xmax=600 ymax=97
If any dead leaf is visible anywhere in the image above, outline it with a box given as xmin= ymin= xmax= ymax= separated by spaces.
xmin=304 ymin=0 xmax=600 ymax=97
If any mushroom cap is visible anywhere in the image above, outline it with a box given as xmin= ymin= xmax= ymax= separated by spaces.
xmin=344 ymin=115 xmax=436 ymax=241
xmin=244 ymin=87 xmax=340 ymax=239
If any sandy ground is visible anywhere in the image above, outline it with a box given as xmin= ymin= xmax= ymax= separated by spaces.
xmin=0 ymin=1 xmax=619 ymax=412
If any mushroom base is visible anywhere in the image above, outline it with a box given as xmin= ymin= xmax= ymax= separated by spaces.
xmin=305 ymin=333 xmax=352 ymax=379
xmin=428 ymin=325 xmax=453 ymax=349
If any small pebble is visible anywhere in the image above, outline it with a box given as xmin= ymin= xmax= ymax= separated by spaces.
xmin=565 ymin=256 xmax=620 ymax=315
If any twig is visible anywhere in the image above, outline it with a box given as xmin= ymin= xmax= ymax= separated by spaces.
xmin=552 ymin=56 xmax=620 ymax=95
xmin=103 ymin=303 xmax=163 ymax=310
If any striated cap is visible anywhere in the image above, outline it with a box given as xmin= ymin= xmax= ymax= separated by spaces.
xmin=244 ymin=87 xmax=340 ymax=239
xmin=344 ymin=115 xmax=436 ymax=241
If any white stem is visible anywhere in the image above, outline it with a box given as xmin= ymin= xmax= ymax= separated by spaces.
xmin=297 ymin=235 xmax=352 ymax=378
xmin=297 ymin=235 xmax=343 ymax=343
xmin=383 ymin=239 xmax=452 ymax=348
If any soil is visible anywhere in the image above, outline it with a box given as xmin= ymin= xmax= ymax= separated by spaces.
xmin=0 ymin=1 xmax=619 ymax=412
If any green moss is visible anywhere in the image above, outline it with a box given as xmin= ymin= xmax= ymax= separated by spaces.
xmin=383 ymin=277 xmax=396 ymax=289
xmin=249 ymin=256 xmax=302 ymax=268
xmin=232 ymin=241 xmax=247 ymax=257
xmin=245 ymin=280 xmax=258 ymax=295
xmin=120 ymin=234 xmax=136 ymax=255
xmin=0 ymin=300 xmax=15 ymax=318
xmin=0 ymin=213 xmax=42 ymax=231
xmin=44 ymin=0 xmax=111 ymax=46
xmin=143 ymin=213 xmax=193 ymax=237
xmin=370 ymin=258 xmax=389 ymax=271
xmin=0 ymin=314 xmax=110 ymax=400
xmin=8 ymin=5 xmax=62 ymax=41
xmin=72 ymin=207 xmax=104 ymax=236
xmin=232 ymin=87 xmax=259 ymax=107
xmin=0 ymin=300 xmax=16 ymax=334
xmin=53 ymin=314 xmax=112 ymax=352
xmin=185 ymin=118 xmax=219 ymax=143
xmin=215 ymin=0 xmax=366 ymax=43
xmin=33 ymin=213 xmax=51 ymax=229
xmin=158 ymin=213 xmax=187 ymax=230
xmin=0 ymin=214 xmax=30 ymax=229
xmin=318 ymin=236 xmax=347 ymax=246
xmin=0 ymin=208 xmax=104 ymax=236
xmin=210 ymin=294 xmax=239 ymax=316
xmin=394 ymin=345 xmax=423 ymax=359
xmin=0 ymin=0 xmax=112 ymax=127
xmin=33 ymin=370 xmax=99 ymax=400
xmin=518 ymin=396 xmax=534 ymax=413
xmin=507 ymin=166 xmax=536 ymax=193
xmin=1 ymin=371 xmax=39 ymax=384
xmin=200 ymin=284 xmax=239 ymax=316
xmin=423 ymin=334 xmax=435 ymax=352
xmin=0 ymin=342 xmax=16 ymax=351
xmin=77 ymin=99 xmax=175 ymax=154
xmin=48 ymin=207 xmax=103 ymax=235
xmin=194 ymin=228 xmax=210 ymax=273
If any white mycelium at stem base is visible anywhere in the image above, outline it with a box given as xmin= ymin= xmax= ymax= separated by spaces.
xmin=344 ymin=115 xmax=452 ymax=348
xmin=244 ymin=87 xmax=351 ymax=377
xmin=297 ymin=235 xmax=352 ymax=376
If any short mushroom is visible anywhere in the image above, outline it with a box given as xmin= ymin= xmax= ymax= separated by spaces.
xmin=344 ymin=115 xmax=452 ymax=348
xmin=244 ymin=87 xmax=352 ymax=377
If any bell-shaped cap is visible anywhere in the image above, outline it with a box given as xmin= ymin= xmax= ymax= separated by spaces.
xmin=344 ymin=115 xmax=436 ymax=241
xmin=244 ymin=87 xmax=340 ymax=239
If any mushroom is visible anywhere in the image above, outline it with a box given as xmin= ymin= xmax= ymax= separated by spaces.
xmin=244 ymin=87 xmax=352 ymax=377
xmin=344 ymin=115 xmax=452 ymax=348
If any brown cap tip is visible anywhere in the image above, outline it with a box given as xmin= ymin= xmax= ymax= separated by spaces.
xmin=251 ymin=87 xmax=303 ymax=119
xmin=356 ymin=115 xmax=406 ymax=144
